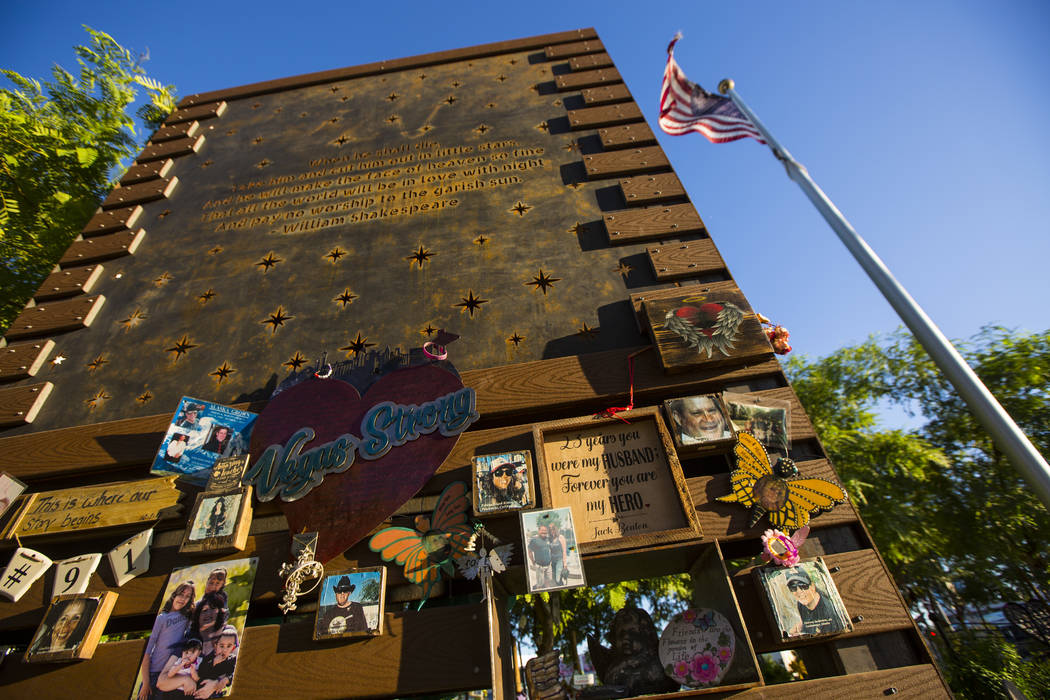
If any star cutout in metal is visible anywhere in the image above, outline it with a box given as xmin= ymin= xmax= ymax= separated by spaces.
xmin=201 ymin=160 xmax=213 ymax=168
xmin=507 ymin=332 xmax=525 ymax=347
xmin=445 ymin=96 xmax=457 ymax=105
xmin=387 ymin=115 xmax=400 ymax=124
xmin=336 ymin=135 xmax=350 ymax=145
xmin=52 ymin=355 xmax=66 ymax=365
xmin=256 ymin=159 xmax=272 ymax=168
xmin=576 ymin=323 xmax=599 ymax=340
xmin=536 ymin=122 xmax=549 ymax=132
xmin=421 ymin=124 xmax=433 ymax=132
xmin=615 ymin=262 xmax=634 ymax=277
xmin=326 ymin=247 xmax=346 ymax=263
xmin=563 ymin=142 xmax=579 ymax=153
xmin=120 ymin=308 xmax=147 ymax=331
xmin=474 ymin=124 xmax=490 ymax=135
xmin=253 ymin=136 xmax=264 ymax=144
xmin=87 ymin=354 xmax=108 ymax=372
xmin=136 ymin=390 xmax=153 ymax=404
xmin=455 ymin=290 xmax=488 ymax=318
xmin=85 ymin=389 xmax=111 ymax=410
xmin=283 ymin=352 xmax=308 ymax=371
xmin=153 ymin=272 xmax=172 ymax=287
xmin=527 ymin=270 xmax=561 ymax=295
xmin=198 ymin=289 xmax=216 ymax=304
xmin=261 ymin=306 xmax=293 ymax=333
xmin=387 ymin=92 xmax=400 ymax=102
xmin=418 ymin=73 xmax=427 ymax=81
xmin=421 ymin=324 xmax=437 ymax=337
xmin=451 ymin=81 xmax=461 ymax=88
xmin=340 ymin=332 xmax=376 ymax=357
xmin=496 ymin=74 xmax=507 ymax=83
xmin=328 ymin=117 xmax=339 ymax=124
xmin=568 ymin=221 xmax=587 ymax=236
xmin=566 ymin=181 xmax=583 ymax=190
xmin=209 ymin=246 xmax=223 ymax=255
xmin=210 ymin=361 xmax=236 ymax=385
xmin=256 ymin=252 xmax=282 ymax=271
xmin=486 ymin=102 xmax=497 ymax=109
xmin=406 ymin=245 xmax=435 ymax=268
xmin=473 ymin=234 xmax=489 ymax=246
xmin=510 ymin=201 xmax=532 ymax=216
xmin=334 ymin=288 xmax=358 ymax=307
xmin=166 ymin=335 xmax=198 ymax=362
xmin=157 ymin=209 xmax=171 ymax=219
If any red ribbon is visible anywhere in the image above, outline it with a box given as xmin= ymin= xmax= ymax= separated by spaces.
xmin=594 ymin=347 xmax=651 ymax=423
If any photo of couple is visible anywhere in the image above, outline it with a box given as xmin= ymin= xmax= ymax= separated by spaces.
xmin=521 ymin=507 xmax=586 ymax=593
xmin=131 ymin=559 xmax=258 ymax=699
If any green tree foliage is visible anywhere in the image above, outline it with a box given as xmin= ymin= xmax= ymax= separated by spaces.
xmin=0 ymin=27 xmax=175 ymax=331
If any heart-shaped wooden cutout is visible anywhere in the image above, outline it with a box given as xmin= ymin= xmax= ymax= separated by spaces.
xmin=249 ymin=364 xmax=468 ymax=563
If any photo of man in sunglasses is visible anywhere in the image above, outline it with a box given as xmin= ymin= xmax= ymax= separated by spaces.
xmin=474 ymin=452 xmax=531 ymax=513
xmin=785 ymin=566 xmax=842 ymax=636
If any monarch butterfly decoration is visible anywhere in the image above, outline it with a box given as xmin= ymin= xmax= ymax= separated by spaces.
xmin=717 ymin=432 xmax=847 ymax=531
xmin=368 ymin=481 xmax=474 ymax=607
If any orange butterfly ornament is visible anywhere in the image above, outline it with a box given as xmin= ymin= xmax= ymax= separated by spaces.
xmin=718 ymin=432 xmax=847 ymax=531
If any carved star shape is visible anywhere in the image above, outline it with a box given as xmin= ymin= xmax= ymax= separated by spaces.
xmin=198 ymin=289 xmax=216 ymax=304
xmin=51 ymin=355 xmax=66 ymax=365
xmin=387 ymin=115 xmax=400 ymax=124
xmin=326 ymin=247 xmax=346 ymax=263
xmin=510 ymin=201 xmax=531 ymax=216
xmin=451 ymin=81 xmax=461 ymax=88
xmin=166 ymin=335 xmax=198 ymax=362
xmin=136 ymin=390 xmax=153 ymax=404
xmin=615 ymin=262 xmax=633 ymax=277
xmin=474 ymin=124 xmax=490 ymax=135
xmin=496 ymin=74 xmax=507 ymax=83
xmin=209 ymin=246 xmax=223 ymax=255
xmin=153 ymin=272 xmax=172 ymax=287
xmin=87 ymin=354 xmax=108 ymax=372
xmin=421 ymin=324 xmax=437 ymax=337
xmin=473 ymin=234 xmax=489 ymax=246
xmin=387 ymin=92 xmax=400 ymax=102
xmin=331 ymin=86 xmax=340 ymax=93
xmin=121 ymin=308 xmax=147 ymax=331
xmin=527 ymin=270 xmax=561 ymax=295
xmin=328 ymin=117 xmax=339 ymax=125
xmin=445 ymin=95 xmax=457 ymax=105
xmin=256 ymin=159 xmax=272 ymax=168
xmin=455 ymin=289 xmax=488 ymax=318
xmin=283 ymin=352 xmax=308 ymax=370
xmin=536 ymin=121 xmax=549 ymax=132
xmin=256 ymin=252 xmax=282 ymax=271
xmin=507 ymin=332 xmax=525 ymax=347
xmin=576 ymin=323 xmax=599 ymax=340
xmin=421 ymin=124 xmax=433 ymax=132
xmin=334 ymin=288 xmax=358 ymax=307
xmin=336 ymin=135 xmax=349 ymax=145
xmin=261 ymin=306 xmax=293 ymax=333
xmin=340 ymin=332 xmax=376 ymax=357
xmin=85 ymin=389 xmax=111 ymax=410
xmin=406 ymin=245 xmax=435 ymax=268
xmin=418 ymin=73 xmax=427 ymax=81
xmin=210 ymin=361 xmax=236 ymax=385
xmin=563 ymin=142 xmax=579 ymax=153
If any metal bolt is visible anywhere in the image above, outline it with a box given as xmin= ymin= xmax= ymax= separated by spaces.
xmin=659 ymin=268 xmax=668 ymax=272
xmin=884 ymin=688 xmax=898 ymax=695
xmin=852 ymin=615 xmax=864 ymax=623
xmin=688 ymin=263 xmax=697 ymax=268
xmin=828 ymin=566 xmax=841 ymax=573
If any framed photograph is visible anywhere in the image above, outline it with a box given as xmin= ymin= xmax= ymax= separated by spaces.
xmin=180 ymin=489 xmax=253 ymax=554
xmin=664 ymin=394 xmax=735 ymax=453
xmin=24 ymin=591 xmax=117 ymax=663
xmin=754 ymin=557 xmax=852 ymax=641
xmin=150 ymin=397 xmax=257 ymax=486
xmin=520 ymin=507 xmax=586 ymax=593
xmin=129 ymin=557 xmax=259 ymax=700
xmin=533 ymin=407 xmax=701 ymax=554
xmin=722 ymin=393 xmax=790 ymax=454
xmin=472 ymin=450 xmax=535 ymax=516
xmin=0 ymin=472 xmax=27 ymax=521
xmin=314 ymin=567 xmax=387 ymax=640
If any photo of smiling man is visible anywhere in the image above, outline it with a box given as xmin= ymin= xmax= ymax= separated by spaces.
xmin=665 ymin=395 xmax=734 ymax=448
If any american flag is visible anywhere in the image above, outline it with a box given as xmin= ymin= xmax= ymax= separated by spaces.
xmin=659 ymin=34 xmax=766 ymax=144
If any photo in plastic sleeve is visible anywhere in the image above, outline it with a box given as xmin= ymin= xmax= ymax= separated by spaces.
xmin=189 ymin=493 xmax=242 ymax=541
xmin=0 ymin=472 xmax=27 ymax=521
xmin=25 ymin=591 xmax=117 ymax=663
xmin=473 ymin=450 xmax=534 ymax=515
xmin=314 ymin=567 xmax=387 ymax=640
xmin=664 ymin=394 xmax=735 ymax=449
xmin=150 ymin=397 xmax=257 ymax=486
xmin=722 ymin=393 xmax=790 ymax=454
xmin=520 ymin=507 xmax=586 ymax=593
xmin=756 ymin=557 xmax=852 ymax=640
xmin=130 ymin=557 xmax=259 ymax=699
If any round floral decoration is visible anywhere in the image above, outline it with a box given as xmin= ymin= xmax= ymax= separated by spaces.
xmin=659 ymin=608 xmax=736 ymax=687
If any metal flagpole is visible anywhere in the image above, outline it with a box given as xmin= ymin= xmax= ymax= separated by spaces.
xmin=716 ymin=78 xmax=1050 ymax=510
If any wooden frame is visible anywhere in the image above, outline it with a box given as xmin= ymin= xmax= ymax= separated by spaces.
xmin=179 ymin=487 xmax=253 ymax=554
xmin=23 ymin=591 xmax=117 ymax=663
xmin=471 ymin=450 xmax=536 ymax=517
xmin=663 ymin=393 xmax=736 ymax=456
xmin=532 ymin=407 xmax=702 ymax=554
xmin=313 ymin=566 xmax=387 ymax=640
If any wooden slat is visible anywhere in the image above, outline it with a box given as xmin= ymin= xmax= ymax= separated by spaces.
xmin=0 ymin=352 xmax=788 ymax=478
xmin=119 ymin=159 xmax=173 ymax=186
xmin=136 ymin=134 xmax=204 ymax=162
xmin=598 ymin=122 xmax=656 ymax=151
xmin=545 ymin=39 xmax=604 ymax=59
xmin=568 ymin=102 xmax=643 ymax=130
xmin=149 ymin=120 xmax=200 ymax=143
xmin=33 ymin=264 xmax=104 ymax=301
xmin=0 ymin=383 xmax=54 ymax=427
xmin=80 ymin=205 xmax=143 ymax=237
xmin=619 ymin=172 xmax=687 ymax=206
xmin=631 ymin=280 xmax=754 ymax=331
xmin=0 ymin=607 xmax=490 ymax=699
xmin=59 ymin=230 xmax=145 ymax=267
xmin=0 ymin=340 xmax=55 ymax=382
xmin=100 ymin=177 xmax=178 ymax=210
xmin=647 ymin=239 xmax=727 ymax=280
xmin=4 ymin=295 xmax=106 ymax=341
xmin=733 ymin=549 xmax=915 ymax=653
xmin=569 ymin=52 xmax=613 ymax=71
xmin=584 ymin=146 xmax=670 ymax=179
xmin=730 ymin=665 xmax=947 ymax=698
xmin=582 ymin=84 xmax=632 ymax=106
xmin=603 ymin=203 xmax=704 ymax=244
xmin=164 ymin=100 xmax=227 ymax=124
xmin=555 ymin=67 xmax=621 ymax=91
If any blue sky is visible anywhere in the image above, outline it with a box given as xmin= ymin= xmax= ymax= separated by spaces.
xmin=7 ymin=1 xmax=1049 ymax=391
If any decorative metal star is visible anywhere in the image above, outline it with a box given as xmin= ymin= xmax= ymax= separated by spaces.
xmin=153 ymin=272 xmax=172 ymax=287
xmin=576 ymin=323 xmax=599 ymax=340
xmin=507 ymin=332 xmax=525 ymax=347
xmin=563 ymin=142 xmax=578 ymax=153
xmin=473 ymin=234 xmax=489 ymax=246
xmin=166 ymin=335 xmax=198 ymax=362
xmin=451 ymin=81 xmax=462 ymax=88
xmin=136 ymin=390 xmax=153 ymax=404
xmin=527 ymin=270 xmax=561 ymax=295
xmin=535 ymin=122 xmax=549 ymax=132
xmin=262 ymin=306 xmax=293 ymax=333
xmin=387 ymin=115 xmax=400 ymax=124
xmin=210 ymin=361 xmax=236 ymax=385
xmin=496 ymin=74 xmax=507 ymax=83
xmin=87 ymin=354 xmax=108 ymax=372
xmin=334 ymin=288 xmax=358 ymax=307
xmin=85 ymin=389 xmax=111 ymax=410
xmin=340 ymin=332 xmax=376 ymax=357
xmin=336 ymin=135 xmax=350 ymax=145
xmin=474 ymin=124 xmax=490 ymax=135
xmin=421 ymin=324 xmax=437 ymax=337
xmin=256 ymin=252 xmax=282 ymax=271
xmin=406 ymin=245 xmax=435 ymax=268
xmin=283 ymin=352 xmax=308 ymax=371
xmin=330 ymin=85 xmax=340 ymax=93
xmin=387 ymin=92 xmax=400 ymax=102
xmin=445 ymin=95 xmax=457 ymax=105
xmin=51 ymin=355 xmax=66 ymax=365
xmin=198 ymin=289 xmax=216 ymax=304
xmin=510 ymin=201 xmax=531 ymax=216
xmin=615 ymin=262 xmax=633 ymax=277
xmin=325 ymin=247 xmax=346 ymax=263
xmin=418 ymin=73 xmax=427 ymax=81
xmin=455 ymin=290 xmax=488 ymax=318
xmin=121 ymin=308 xmax=147 ymax=331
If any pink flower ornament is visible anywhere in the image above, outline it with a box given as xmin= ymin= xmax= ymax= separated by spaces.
xmin=761 ymin=529 xmax=800 ymax=567
xmin=690 ymin=652 xmax=721 ymax=683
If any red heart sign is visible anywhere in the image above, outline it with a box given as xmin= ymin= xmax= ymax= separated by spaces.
xmin=248 ymin=364 xmax=473 ymax=563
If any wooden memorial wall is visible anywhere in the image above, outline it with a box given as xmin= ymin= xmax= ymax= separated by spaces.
xmin=0 ymin=28 xmax=949 ymax=698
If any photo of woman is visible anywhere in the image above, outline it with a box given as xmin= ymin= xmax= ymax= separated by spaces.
xmin=26 ymin=596 xmax=99 ymax=658
xmin=473 ymin=451 xmax=533 ymax=514
xmin=0 ymin=472 xmax=27 ymax=520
